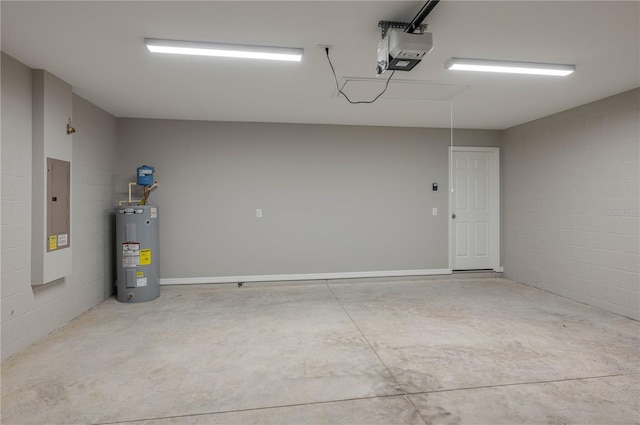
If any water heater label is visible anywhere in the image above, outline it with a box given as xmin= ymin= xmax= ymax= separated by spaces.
xmin=136 ymin=277 xmax=148 ymax=287
xmin=150 ymin=207 xmax=158 ymax=219
xmin=140 ymin=249 xmax=152 ymax=265
xmin=122 ymin=242 xmax=140 ymax=267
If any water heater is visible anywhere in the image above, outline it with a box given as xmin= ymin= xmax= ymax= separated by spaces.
xmin=115 ymin=205 xmax=160 ymax=302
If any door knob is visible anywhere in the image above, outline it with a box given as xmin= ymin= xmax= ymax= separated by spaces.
xmin=452 ymin=213 xmax=457 ymax=219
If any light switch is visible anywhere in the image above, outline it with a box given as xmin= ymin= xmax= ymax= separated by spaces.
xmin=432 ymin=208 xmax=438 ymax=216
xmin=256 ymin=208 xmax=262 ymax=218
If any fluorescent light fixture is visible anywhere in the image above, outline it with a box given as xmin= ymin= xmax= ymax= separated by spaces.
xmin=144 ymin=38 xmax=303 ymax=62
xmin=445 ymin=58 xmax=575 ymax=76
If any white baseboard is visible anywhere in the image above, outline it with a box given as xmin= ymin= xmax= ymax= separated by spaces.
xmin=160 ymin=268 xmax=452 ymax=286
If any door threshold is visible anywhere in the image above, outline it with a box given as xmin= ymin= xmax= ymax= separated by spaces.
xmin=451 ymin=269 xmax=503 ymax=279
xmin=453 ymin=269 xmax=494 ymax=273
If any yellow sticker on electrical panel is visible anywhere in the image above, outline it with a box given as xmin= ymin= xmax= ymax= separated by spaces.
xmin=136 ymin=271 xmax=144 ymax=277
xmin=139 ymin=249 xmax=151 ymax=265
xmin=49 ymin=236 xmax=57 ymax=251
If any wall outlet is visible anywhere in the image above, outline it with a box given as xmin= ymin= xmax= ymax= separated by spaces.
xmin=432 ymin=208 xmax=438 ymax=216
xmin=256 ymin=208 xmax=262 ymax=218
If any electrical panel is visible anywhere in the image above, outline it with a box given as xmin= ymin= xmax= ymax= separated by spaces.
xmin=47 ymin=158 xmax=71 ymax=252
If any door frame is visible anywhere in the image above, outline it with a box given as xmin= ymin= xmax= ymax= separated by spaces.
xmin=448 ymin=146 xmax=502 ymax=272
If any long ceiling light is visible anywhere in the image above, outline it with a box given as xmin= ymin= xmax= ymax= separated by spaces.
xmin=144 ymin=38 xmax=303 ymax=62
xmin=445 ymin=58 xmax=575 ymax=76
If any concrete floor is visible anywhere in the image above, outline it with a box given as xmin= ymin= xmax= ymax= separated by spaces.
xmin=1 ymin=277 xmax=638 ymax=425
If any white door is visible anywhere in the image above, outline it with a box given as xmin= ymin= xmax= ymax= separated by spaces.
xmin=451 ymin=148 xmax=499 ymax=271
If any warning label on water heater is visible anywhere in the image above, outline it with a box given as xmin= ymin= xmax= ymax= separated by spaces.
xmin=122 ymin=243 xmax=140 ymax=267
xmin=139 ymin=249 xmax=151 ymax=265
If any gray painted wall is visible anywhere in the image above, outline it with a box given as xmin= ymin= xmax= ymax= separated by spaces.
xmin=1 ymin=53 xmax=118 ymax=360
xmin=116 ymin=120 xmax=499 ymax=280
xmin=502 ymin=88 xmax=640 ymax=320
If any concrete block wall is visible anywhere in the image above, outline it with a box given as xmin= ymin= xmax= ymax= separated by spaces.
xmin=502 ymin=89 xmax=640 ymax=320
xmin=1 ymin=54 xmax=118 ymax=360
xmin=1 ymin=54 xmax=35 ymax=358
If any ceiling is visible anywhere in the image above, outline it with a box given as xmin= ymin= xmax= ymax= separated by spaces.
xmin=2 ymin=1 xmax=639 ymax=130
